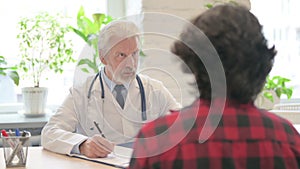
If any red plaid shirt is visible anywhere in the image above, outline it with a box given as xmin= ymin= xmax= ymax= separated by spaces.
xmin=128 ymin=99 xmax=300 ymax=169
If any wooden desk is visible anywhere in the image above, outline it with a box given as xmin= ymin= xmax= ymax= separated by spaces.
xmin=0 ymin=147 xmax=118 ymax=169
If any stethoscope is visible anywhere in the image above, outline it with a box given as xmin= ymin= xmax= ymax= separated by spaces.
xmin=87 ymin=71 xmax=147 ymax=121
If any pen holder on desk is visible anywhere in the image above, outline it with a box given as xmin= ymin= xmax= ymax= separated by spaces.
xmin=1 ymin=131 xmax=31 ymax=167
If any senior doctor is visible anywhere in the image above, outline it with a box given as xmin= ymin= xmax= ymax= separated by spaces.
xmin=41 ymin=20 xmax=181 ymax=158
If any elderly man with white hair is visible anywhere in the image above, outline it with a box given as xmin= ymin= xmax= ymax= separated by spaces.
xmin=41 ymin=20 xmax=181 ymax=158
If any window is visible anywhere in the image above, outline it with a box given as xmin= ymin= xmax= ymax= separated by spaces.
xmin=251 ymin=0 xmax=300 ymax=101
xmin=0 ymin=0 xmax=107 ymax=111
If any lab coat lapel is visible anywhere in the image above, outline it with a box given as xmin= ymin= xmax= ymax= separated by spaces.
xmin=85 ymin=75 xmax=145 ymax=142
xmin=121 ymin=78 xmax=144 ymax=137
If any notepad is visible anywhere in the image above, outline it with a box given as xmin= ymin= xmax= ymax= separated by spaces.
xmin=68 ymin=145 xmax=133 ymax=168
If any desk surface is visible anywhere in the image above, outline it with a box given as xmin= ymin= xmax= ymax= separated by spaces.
xmin=1 ymin=130 xmax=300 ymax=169
xmin=0 ymin=147 xmax=119 ymax=169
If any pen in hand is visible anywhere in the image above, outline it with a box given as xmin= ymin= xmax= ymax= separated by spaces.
xmin=93 ymin=121 xmax=106 ymax=138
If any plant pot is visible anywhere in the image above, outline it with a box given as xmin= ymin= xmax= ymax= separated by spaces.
xmin=254 ymin=90 xmax=280 ymax=110
xmin=21 ymin=87 xmax=48 ymax=115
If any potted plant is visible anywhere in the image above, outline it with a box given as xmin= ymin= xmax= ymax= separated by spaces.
xmin=255 ymin=75 xmax=293 ymax=110
xmin=70 ymin=6 xmax=113 ymax=73
xmin=263 ymin=75 xmax=293 ymax=102
xmin=16 ymin=12 xmax=75 ymax=116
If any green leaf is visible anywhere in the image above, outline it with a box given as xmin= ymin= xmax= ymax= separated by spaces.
xmin=92 ymin=13 xmax=106 ymax=31
xmin=205 ymin=4 xmax=213 ymax=9
xmin=0 ymin=56 xmax=6 ymax=62
xmin=0 ymin=56 xmax=7 ymax=65
xmin=139 ymin=50 xmax=146 ymax=57
xmin=78 ymin=16 xmax=96 ymax=36
xmin=77 ymin=58 xmax=98 ymax=73
xmin=264 ymin=75 xmax=293 ymax=100
xmin=263 ymin=91 xmax=274 ymax=102
xmin=282 ymin=88 xmax=293 ymax=99
xmin=103 ymin=15 xmax=114 ymax=24
xmin=274 ymin=88 xmax=282 ymax=98
xmin=0 ymin=71 xmax=6 ymax=76
xmin=81 ymin=68 xmax=90 ymax=73
xmin=77 ymin=6 xmax=85 ymax=25
xmin=77 ymin=58 xmax=93 ymax=66
xmin=7 ymin=71 xmax=20 ymax=86
xmin=69 ymin=27 xmax=89 ymax=42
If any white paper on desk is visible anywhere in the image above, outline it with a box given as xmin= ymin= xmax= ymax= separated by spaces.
xmin=68 ymin=146 xmax=133 ymax=168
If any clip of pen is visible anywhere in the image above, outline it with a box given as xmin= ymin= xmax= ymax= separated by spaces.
xmin=93 ymin=121 xmax=106 ymax=138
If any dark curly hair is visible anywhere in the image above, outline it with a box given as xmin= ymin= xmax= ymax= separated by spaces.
xmin=172 ymin=4 xmax=276 ymax=103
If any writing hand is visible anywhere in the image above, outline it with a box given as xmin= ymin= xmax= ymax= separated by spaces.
xmin=79 ymin=134 xmax=115 ymax=158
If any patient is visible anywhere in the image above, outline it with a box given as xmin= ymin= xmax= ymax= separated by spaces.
xmin=128 ymin=4 xmax=300 ymax=169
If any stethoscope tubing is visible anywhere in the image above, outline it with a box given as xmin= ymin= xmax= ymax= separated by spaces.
xmin=87 ymin=71 xmax=147 ymax=120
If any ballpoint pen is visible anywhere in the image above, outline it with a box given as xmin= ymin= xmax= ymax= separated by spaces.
xmin=15 ymin=128 xmax=25 ymax=163
xmin=15 ymin=128 xmax=20 ymax=137
xmin=1 ymin=130 xmax=15 ymax=148
xmin=93 ymin=121 xmax=106 ymax=138
xmin=8 ymin=130 xmax=13 ymax=136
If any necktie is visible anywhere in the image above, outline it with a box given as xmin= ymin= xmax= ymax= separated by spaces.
xmin=114 ymin=85 xmax=125 ymax=109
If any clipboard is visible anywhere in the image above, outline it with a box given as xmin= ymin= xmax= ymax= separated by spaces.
xmin=68 ymin=145 xmax=133 ymax=168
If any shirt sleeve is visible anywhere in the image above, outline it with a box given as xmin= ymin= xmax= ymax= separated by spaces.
xmin=71 ymin=139 xmax=87 ymax=154
xmin=71 ymin=143 xmax=81 ymax=154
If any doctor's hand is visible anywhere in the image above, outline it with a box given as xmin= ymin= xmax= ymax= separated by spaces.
xmin=79 ymin=135 xmax=115 ymax=158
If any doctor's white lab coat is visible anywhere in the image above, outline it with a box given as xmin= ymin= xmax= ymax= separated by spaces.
xmin=41 ymin=74 xmax=181 ymax=155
